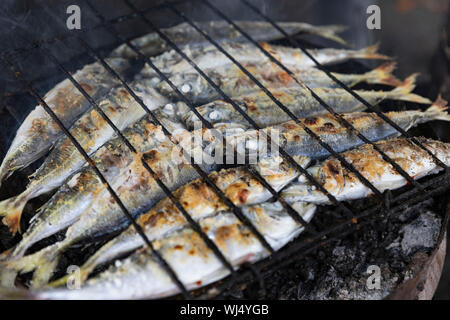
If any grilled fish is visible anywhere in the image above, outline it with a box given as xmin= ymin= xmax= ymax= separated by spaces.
xmin=13 ymin=200 xmax=316 ymax=300
xmin=143 ymin=42 xmax=389 ymax=78
xmin=181 ymin=74 xmax=431 ymax=130
xmin=0 ymin=58 xmax=130 ymax=186
xmin=282 ymin=137 xmax=450 ymax=204
xmin=109 ymin=20 xmax=347 ymax=59
xmin=41 ymin=100 xmax=450 ymax=286
xmin=157 ymin=62 xmax=400 ymax=104
xmin=0 ymin=80 xmax=168 ymax=234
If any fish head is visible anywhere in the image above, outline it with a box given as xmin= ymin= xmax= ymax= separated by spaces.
xmin=157 ymin=73 xmax=211 ymax=101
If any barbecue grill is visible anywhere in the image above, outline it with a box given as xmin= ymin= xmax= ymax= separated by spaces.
xmin=0 ymin=0 xmax=449 ymax=299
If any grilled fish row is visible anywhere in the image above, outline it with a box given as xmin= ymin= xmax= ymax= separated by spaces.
xmin=1 ymin=99 xmax=449 ymax=288
xmin=3 ymin=136 xmax=448 ymax=300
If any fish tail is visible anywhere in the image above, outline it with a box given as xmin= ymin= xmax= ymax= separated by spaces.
xmin=0 ymin=285 xmax=35 ymax=300
xmin=307 ymin=25 xmax=348 ymax=45
xmin=363 ymin=62 xmax=401 ymax=87
xmin=31 ymin=258 xmax=61 ymax=288
xmin=0 ymin=266 xmax=18 ymax=288
xmin=389 ymin=74 xmax=432 ymax=104
xmin=351 ymin=43 xmax=391 ymax=60
xmin=0 ymin=189 xmax=33 ymax=235
xmin=5 ymin=242 xmax=61 ymax=288
xmin=423 ymin=95 xmax=450 ymax=121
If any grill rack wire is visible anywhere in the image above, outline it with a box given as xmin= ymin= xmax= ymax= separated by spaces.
xmin=0 ymin=0 xmax=449 ymax=299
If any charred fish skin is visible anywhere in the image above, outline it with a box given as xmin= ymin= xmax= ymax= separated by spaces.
xmin=281 ymin=137 xmax=450 ymax=204
xmin=157 ymin=62 xmax=400 ymax=103
xmin=142 ymin=42 xmax=389 ymax=78
xmin=3 ymin=118 xmax=169 ymax=262
xmin=0 ymin=79 xmax=168 ymax=235
xmin=34 ymin=200 xmax=316 ymax=300
xmin=110 ymin=21 xmax=347 ymax=59
xmin=182 ymin=74 xmax=431 ymax=130
xmin=0 ymin=58 xmax=131 ymax=186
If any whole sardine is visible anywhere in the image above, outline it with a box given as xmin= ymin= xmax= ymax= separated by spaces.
xmin=109 ymin=21 xmax=347 ymax=59
xmin=0 ymin=79 xmax=167 ymax=234
xmin=0 ymin=58 xmax=130 ymax=186
xmin=282 ymin=137 xmax=450 ymax=204
xmin=181 ymin=74 xmax=431 ymax=130
xmin=157 ymin=62 xmax=400 ymax=104
xmin=14 ymin=200 xmax=316 ymax=300
xmin=143 ymin=42 xmax=389 ymax=78
xmin=45 ymin=100 xmax=450 ymax=286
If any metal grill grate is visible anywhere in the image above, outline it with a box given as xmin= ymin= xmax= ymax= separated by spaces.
xmin=1 ymin=0 xmax=449 ymax=299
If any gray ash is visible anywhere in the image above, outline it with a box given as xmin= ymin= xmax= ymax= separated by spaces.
xmin=259 ymin=199 xmax=442 ymax=300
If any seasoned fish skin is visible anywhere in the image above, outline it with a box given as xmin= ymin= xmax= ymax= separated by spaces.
xmin=282 ymin=137 xmax=450 ymax=204
xmin=110 ymin=21 xmax=347 ymax=59
xmin=0 ymin=58 xmax=130 ymax=186
xmin=0 ymin=80 xmax=167 ymax=234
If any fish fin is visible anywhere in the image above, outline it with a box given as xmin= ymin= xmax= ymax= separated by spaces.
xmin=0 ymin=189 xmax=34 ymax=235
xmin=423 ymin=95 xmax=450 ymax=121
xmin=352 ymin=43 xmax=391 ymax=60
xmin=5 ymin=243 xmax=60 ymax=281
xmin=389 ymin=74 xmax=432 ymax=104
xmin=362 ymin=62 xmax=401 ymax=87
xmin=307 ymin=25 xmax=348 ymax=45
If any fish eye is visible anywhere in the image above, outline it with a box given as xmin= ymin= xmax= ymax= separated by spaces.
xmin=209 ymin=110 xmax=221 ymax=120
xmin=180 ymin=83 xmax=192 ymax=93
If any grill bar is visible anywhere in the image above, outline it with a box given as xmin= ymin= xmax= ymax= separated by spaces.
xmin=0 ymin=53 xmax=192 ymax=298
xmin=240 ymin=0 xmax=448 ymax=173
